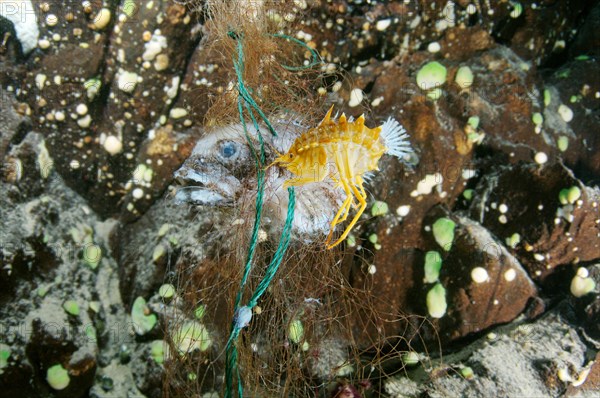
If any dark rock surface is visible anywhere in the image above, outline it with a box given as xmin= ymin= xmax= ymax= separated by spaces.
xmin=17 ymin=1 xmax=201 ymax=219
xmin=1 ymin=0 xmax=599 ymax=397
xmin=428 ymin=213 xmax=540 ymax=342
xmin=470 ymin=163 xmax=599 ymax=284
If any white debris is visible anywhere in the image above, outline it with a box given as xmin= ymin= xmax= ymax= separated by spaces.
xmin=396 ymin=205 xmax=411 ymax=217
xmin=0 ymin=0 xmax=39 ymax=53
xmin=376 ymin=18 xmax=392 ymax=31
xmin=412 ymin=173 xmax=443 ymax=197
xmin=118 ymin=71 xmax=139 ymax=93
xmin=534 ymin=152 xmax=548 ymax=165
xmin=558 ymin=104 xmax=574 ymax=122
xmin=348 ymin=88 xmax=364 ymax=107
xmin=143 ymin=32 xmax=167 ymax=61
xmin=104 ymin=136 xmax=123 ymax=155
xmin=471 ymin=267 xmax=489 ymax=283
xmin=504 ymin=268 xmax=517 ymax=282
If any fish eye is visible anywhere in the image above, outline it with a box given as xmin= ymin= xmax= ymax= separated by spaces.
xmin=219 ymin=141 xmax=238 ymax=159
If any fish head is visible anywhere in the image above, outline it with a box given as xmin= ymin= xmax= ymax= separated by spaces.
xmin=174 ymin=125 xmax=256 ymax=205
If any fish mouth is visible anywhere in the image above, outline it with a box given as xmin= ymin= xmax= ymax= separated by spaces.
xmin=173 ymin=166 xmax=238 ymax=206
xmin=174 ymin=185 xmax=229 ymax=206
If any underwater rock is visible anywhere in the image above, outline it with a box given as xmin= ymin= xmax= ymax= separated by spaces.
xmin=496 ymin=0 xmax=590 ymax=66
xmin=130 ymin=341 xmax=164 ymax=398
xmin=350 ymin=18 xmax=599 ymax=348
xmin=469 ymin=163 xmax=600 ymax=285
xmin=359 ymin=203 xmax=540 ymax=347
xmin=0 ymin=93 xmax=30 ymax=162
xmin=347 ymin=207 xmax=541 ymax=347
xmin=25 ymin=299 xmax=97 ymax=398
xmin=1 ymin=0 xmax=598 ymax=396
xmin=368 ymin=39 xmax=599 ymax=190
xmin=1 ymin=131 xmax=51 ymax=201
xmin=17 ymin=1 xmax=201 ymax=218
xmin=0 ymin=157 xmax=143 ymax=396
xmin=300 ymin=0 xmax=590 ymax=69
xmin=111 ymin=199 xmax=198 ymax=307
xmin=568 ymin=2 xmax=600 ymax=59
xmin=173 ymin=41 xmax=231 ymax=127
xmin=424 ymin=212 xmax=539 ymax=343
xmin=361 ymin=44 xmax=554 ymax=253
xmin=543 ymin=56 xmax=600 ymax=180
xmin=386 ymin=309 xmax=593 ymax=397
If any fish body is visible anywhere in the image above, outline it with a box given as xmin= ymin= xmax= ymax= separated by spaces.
xmin=173 ymin=121 xmax=344 ymax=239
xmin=174 ymin=109 xmax=412 ymax=247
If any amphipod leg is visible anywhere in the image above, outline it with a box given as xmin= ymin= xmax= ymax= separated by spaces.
xmin=355 ymin=176 xmax=367 ymax=201
xmin=331 ymin=193 xmax=353 ymax=227
xmin=336 ymin=194 xmax=353 ymax=224
xmin=326 ymin=150 xmax=355 ymax=247
xmin=333 ymin=170 xmax=357 ymax=226
xmin=326 ymin=179 xmax=353 ymax=246
xmin=327 ymin=148 xmax=362 ymax=249
xmin=329 ymin=175 xmax=356 ymax=220
xmin=327 ymin=179 xmax=367 ymax=249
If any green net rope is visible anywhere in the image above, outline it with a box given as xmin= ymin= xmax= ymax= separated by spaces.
xmin=223 ymin=31 xmax=300 ymax=398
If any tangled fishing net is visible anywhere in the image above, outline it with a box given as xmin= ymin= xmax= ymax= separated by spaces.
xmin=162 ymin=2 xmax=432 ymax=397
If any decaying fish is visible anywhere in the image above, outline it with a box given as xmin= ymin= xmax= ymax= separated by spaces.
xmin=174 ymin=119 xmax=344 ymax=239
xmin=174 ymin=112 xmax=414 ymax=245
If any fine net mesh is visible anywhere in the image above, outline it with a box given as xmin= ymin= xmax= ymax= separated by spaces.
xmin=163 ymin=1 xmax=433 ymax=396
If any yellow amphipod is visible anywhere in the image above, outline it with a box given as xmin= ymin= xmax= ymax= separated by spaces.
xmin=272 ymin=106 xmax=412 ymax=249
